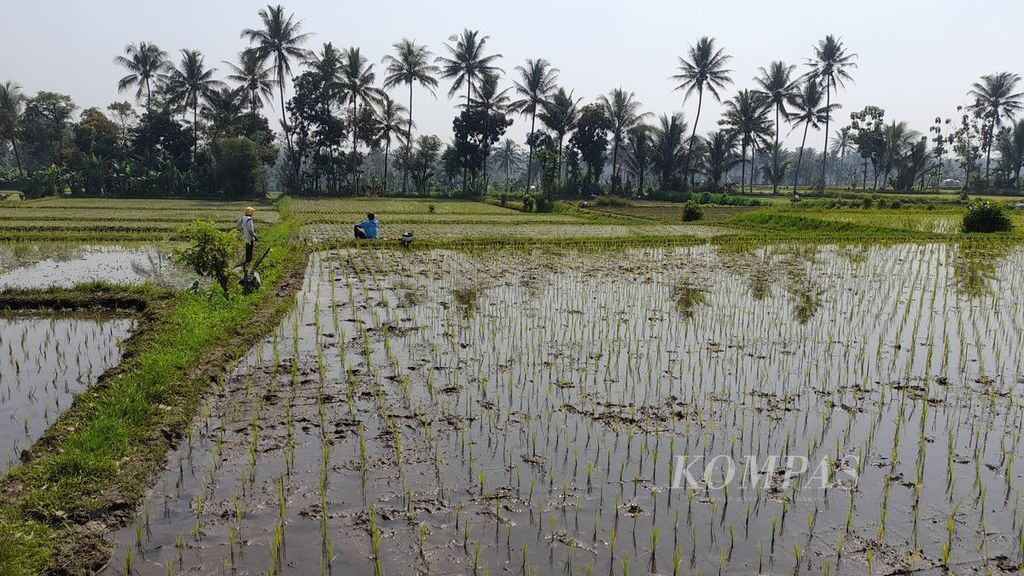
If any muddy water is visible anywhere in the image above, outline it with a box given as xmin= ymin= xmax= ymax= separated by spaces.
xmin=110 ymin=243 xmax=1024 ymax=575
xmin=0 ymin=245 xmax=191 ymax=289
xmin=1 ymin=316 xmax=135 ymax=472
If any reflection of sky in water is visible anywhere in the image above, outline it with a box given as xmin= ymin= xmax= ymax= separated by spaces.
xmin=0 ymin=245 xmax=193 ymax=289
xmin=106 ymin=244 xmax=1024 ymax=576
xmin=0 ymin=316 xmax=134 ymax=473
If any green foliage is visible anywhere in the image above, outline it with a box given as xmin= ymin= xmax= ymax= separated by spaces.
xmin=961 ymin=201 xmax=1013 ymax=233
xmin=0 ymin=216 xmax=303 ymax=574
xmin=521 ymin=194 xmax=535 ymax=212
xmin=176 ymin=221 xmax=242 ymax=293
xmin=681 ymin=201 xmax=704 ymax=222
xmin=213 ymin=137 xmax=262 ymax=198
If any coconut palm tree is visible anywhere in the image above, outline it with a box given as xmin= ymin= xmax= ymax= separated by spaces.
xmin=788 ymin=80 xmax=838 ymax=196
xmin=164 ymin=49 xmax=223 ymax=162
xmin=491 ymin=138 xmax=522 ymax=192
xmin=759 ymin=143 xmax=791 ymax=190
xmin=671 ymin=37 xmax=733 ymax=188
xmin=704 ymin=130 xmax=741 ymax=190
xmin=510 ymin=58 xmax=559 ymax=191
xmin=652 ymin=112 xmax=688 ymax=191
xmin=436 ymin=29 xmax=502 ymax=108
xmin=201 ymin=86 xmax=246 ymax=134
xmin=240 ymin=4 xmax=313 ymax=152
xmin=114 ymin=42 xmax=169 ymax=112
xmin=719 ymin=90 xmax=773 ymax=193
xmin=829 ymin=126 xmax=852 ymax=186
xmin=468 ymin=72 xmax=511 ymax=113
xmin=804 ymin=35 xmax=857 ymax=185
xmin=754 ymin=61 xmax=798 ymax=194
xmin=0 ymin=81 xmax=25 ymax=174
xmin=375 ymin=94 xmax=408 ymax=193
xmin=599 ymin=88 xmax=650 ymax=192
xmin=538 ymin=87 xmax=580 ymax=183
xmin=223 ymin=50 xmax=276 ymax=116
xmin=337 ymin=47 xmax=384 ymax=193
xmin=878 ymin=121 xmax=918 ymax=188
xmin=968 ymin=72 xmax=1023 ymax=187
xmin=997 ymin=119 xmax=1024 ymax=188
xmin=624 ymin=126 xmax=653 ymax=195
xmin=382 ymin=39 xmax=439 ymax=194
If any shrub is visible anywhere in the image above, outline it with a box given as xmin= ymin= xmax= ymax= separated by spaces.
xmin=962 ymin=201 xmax=1013 ymax=233
xmin=534 ymin=195 xmax=553 ymax=213
xmin=681 ymin=201 xmax=704 ymax=222
xmin=521 ymin=194 xmax=535 ymax=212
xmin=177 ymin=221 xmax=242 ymax=293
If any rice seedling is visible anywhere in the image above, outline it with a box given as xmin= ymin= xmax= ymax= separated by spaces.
xmin=95 ymin=239 xmax=1024 ymax=575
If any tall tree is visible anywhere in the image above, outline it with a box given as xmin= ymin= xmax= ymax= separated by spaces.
xmin=469 ymin=72 xmax=511 ymax=113
xmin=878 ymin=120 xmax=918 ymax=188
xmin=491 ymin=138 xmax=521 ymax=192
xmin=436 ymin=29 xmax=502 ymax=108
xmin=829 ymin=126 xmax=852 ymax=186
xmin=719 ymin=90 xmax=773 ymax=193
xmin=201 ymin=86 xmax=246 ymax=134
xmin=804 ymin=35 xmax=857 ymax=186
xmin=599 ymin=88 xmax=650 ymax=192
xmin=538 ymin=87 xmax=580 ymax=184
xmin=753 ymin=61 xmax=798 ymax=194
xmin=382 ymin=39 xmax=439 ymax=194
xmin=996 ymin=120 xmax=1024 ymax=189
xmin=336 ymin=47 xmax=383 ymax=193
xmin=241 ymin=4 xmax=313 ymax=154
xmin=788 ymin=80 xmax=838 ymax=195
xmin=671 ymin=37 xmax=732 ymax=189
xmin=704 ymin=130 xmax=741 ymax=190
xmin=224 ymin=50 xmax=276 ymax=116
xmin=968 ymin=72 xmax=1023 ymax=187
xmin=0 ymin=81 xmax=25 ymax=174
xmin=510 ymin=58 xmax=558 ymax=191
xmin=114 ymin=42 xmax=169 ymax=112
xmin=165 ymin=49 xmax=223 ymax=162
xmin=436 ymin=29 xmax=501 ymax=191
xmin=624 ymin=125 xmax=653 ymax=195
xmin=375 ymin=94 xmax=408 ymax=192
xmin=651 ymin=112 xmax=688 ymax=191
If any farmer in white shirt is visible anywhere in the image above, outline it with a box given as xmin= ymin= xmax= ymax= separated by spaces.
xmin=237 ymin=207 xmax=257 ymax=273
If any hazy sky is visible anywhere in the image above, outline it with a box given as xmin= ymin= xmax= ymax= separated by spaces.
xmin=5 ymin=0 xmax=1024 ymax=149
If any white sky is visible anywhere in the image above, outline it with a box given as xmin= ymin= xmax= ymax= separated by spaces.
xmin=5 ymin=0 xmax=1023 ymax=149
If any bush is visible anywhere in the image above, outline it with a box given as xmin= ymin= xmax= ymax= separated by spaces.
xmin=521 ymin=194 xmax=534 ymax=212
xmin=962 ymin=201 xmax=1013 ymax=233
xmin=177 ymin=221 xmax=242 ymax=293
xmin=534 ymin=195 xmax=553 ymax=213
xmin=681 ymin=201 xmax=704 ymax=222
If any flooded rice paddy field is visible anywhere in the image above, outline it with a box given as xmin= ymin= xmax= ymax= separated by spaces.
xmin=1 ymin=316 xmax=134 ymax=472
xmin=0 ymin=245 xmax=191 ymax=289
xmin=110 ymin=243 xmax=1024 ymax=575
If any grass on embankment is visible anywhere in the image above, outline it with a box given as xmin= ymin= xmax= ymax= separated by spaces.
xmin=0 ymin=203 xmax=307 ymax=576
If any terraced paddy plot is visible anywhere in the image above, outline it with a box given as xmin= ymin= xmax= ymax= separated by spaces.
xmin=0 ymin=245 xmax=190 ymax=289
xmin=110 ymin=243 xmax=1024 ymax=575
xmin=0 ymin=198 xmax=278 ymax=241
xmin=293 ymin=197 xmax=729 ymax=243
xmin=1 ymin=316 xmax=134 ymax=472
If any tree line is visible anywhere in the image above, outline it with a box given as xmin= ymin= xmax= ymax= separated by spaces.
xmin=1 ymin=4 xmax=1022 ymax=200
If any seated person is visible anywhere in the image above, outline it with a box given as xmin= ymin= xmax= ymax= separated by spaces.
xmin=354 ymin=213 xmax=379 ymax=239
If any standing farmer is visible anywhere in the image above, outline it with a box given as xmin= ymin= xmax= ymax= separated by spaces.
xmin=237 ymin=207 xmax=257 ymax=273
